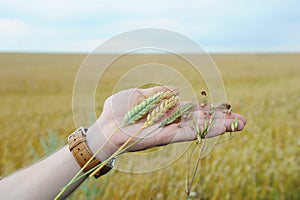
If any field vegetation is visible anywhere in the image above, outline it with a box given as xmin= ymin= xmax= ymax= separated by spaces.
xmin=0 ymin=53 xmax=299 ymax=199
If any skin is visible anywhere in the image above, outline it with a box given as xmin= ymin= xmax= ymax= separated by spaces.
xmin=0 ymin=86 xmax=246 ymax=199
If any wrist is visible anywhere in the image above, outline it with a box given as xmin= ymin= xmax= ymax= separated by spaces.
xmin=68 ymin=126 xmax=116 ymax=178
xmin=85 ymin=120 xmax=118 ymax=161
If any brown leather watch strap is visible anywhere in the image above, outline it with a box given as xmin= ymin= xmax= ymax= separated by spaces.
xmin=68 ymin=128 xmax=112 ymax=178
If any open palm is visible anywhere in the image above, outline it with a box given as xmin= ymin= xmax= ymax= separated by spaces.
xmin=87 ymin=86 xmax=246 ymax=159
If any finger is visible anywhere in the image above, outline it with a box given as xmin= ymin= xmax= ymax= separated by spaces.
xmin=160 ymin=124 xmax=196 ymax=144
xmin=236 ymin=120 xmax=245 ymax=131
xmin=179 ymin=102 xmax=246 ymax=125
xmin=192 ymin=110 xmax=246 ymax=122
xmin=173 ymin=113 xmax=245 ymax=140
xmin=224 ymin=119 xmax=245 ymax=132
xmin=233 ymin=113 xmax=247 ymax=125
xmin=174 ymin=121 xmax=225 ymax=142
xmin=219 ymin=111 xmax=246 ymax=125
xmin=144 ymin=117 xmax=245 ymax=148
xmin=220 ymin=113 xmax=246 ymax=126
xmin=162 ymin=124 xmax=224 ymax=143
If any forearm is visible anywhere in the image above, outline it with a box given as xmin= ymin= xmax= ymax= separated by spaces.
xmin=0 ymin=146 xmax=87 ymax=199
xmin=0 ymin=121 xmax=116 ymax=200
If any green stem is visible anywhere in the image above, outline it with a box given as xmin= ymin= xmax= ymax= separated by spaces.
xmin=89 ymin=126 xmax=145 ymax=177
xmin=54 ymin=127 xmax=120 ymax=200
xmin=187 ymin=114 xmax=215 ymax=198
xmin=65 ymin=126 xmax=161 ymax=185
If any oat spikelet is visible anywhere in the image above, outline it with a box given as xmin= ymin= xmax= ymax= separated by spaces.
xmin=122 ymin=91 xmax=174 ymax=126
xmin=159 ymin=103 xmax=194 ymax=127
xmin=144 ymin=95 xmax=178 ymax=127
xmin=231 ymin=116 xmax=239 ymax=131
xmin=200 ymin=90 xmax=208 ymax=107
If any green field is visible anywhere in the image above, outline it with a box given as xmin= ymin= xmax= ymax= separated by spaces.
xmin=0 ymin=53 xmax=299 ymax=199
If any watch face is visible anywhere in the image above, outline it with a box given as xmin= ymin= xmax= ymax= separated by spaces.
xmin=68 ymin=127 xmax=86 ymax=141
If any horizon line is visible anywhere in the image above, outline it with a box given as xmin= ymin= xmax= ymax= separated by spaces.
xmin=0 ymin=50 xmax=299 ymax=55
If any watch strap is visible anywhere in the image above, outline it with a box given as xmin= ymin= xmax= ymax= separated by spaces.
xmin=68 ymin=127 xmax=113 ymax=178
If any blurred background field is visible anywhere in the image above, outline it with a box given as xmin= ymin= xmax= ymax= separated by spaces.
xmin=0 ymin=53 xmax=299 ymax=199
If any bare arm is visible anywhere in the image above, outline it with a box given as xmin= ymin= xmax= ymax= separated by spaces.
xmin=0 ymin=146 xmax=86 ymax=199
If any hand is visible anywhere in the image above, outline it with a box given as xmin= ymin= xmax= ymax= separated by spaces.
xmin=86 ymin=86 xmax=246 ymax=160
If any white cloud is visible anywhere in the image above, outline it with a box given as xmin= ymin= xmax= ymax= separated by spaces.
xmin=0 ymin=19 xmax=32 ymax=35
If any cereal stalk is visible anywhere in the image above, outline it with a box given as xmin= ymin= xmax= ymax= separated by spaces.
xmin=187 ymin=113 xmax=215 ymax=199
xmin=67 ymin=126 xmax=161 ymax=184
xmin=56 ymin=91 xmax=173 ymax=199
xmin=89 ymin=127 xmax=144 ymax=177
xmin=55 ymin=127 xmax=120 ymax=200
xmin=67 ymin=101 xmax=197 ymax=185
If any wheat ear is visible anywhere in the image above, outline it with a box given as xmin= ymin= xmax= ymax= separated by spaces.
xmin=159 ymin=103 xmax=194 ymax=127
xmin=144 ymin=95 xmax=178 ymax=128
xmin=122 ymin=91 xmax=173 ymax=126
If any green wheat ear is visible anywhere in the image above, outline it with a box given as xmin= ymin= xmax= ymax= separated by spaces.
xmin=122 ymin=91 xmax=173 ymax=126
xmin=159 ymin=103 xmax=194 ymax=128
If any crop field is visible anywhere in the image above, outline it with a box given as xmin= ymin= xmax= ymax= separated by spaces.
xmin=0 ymin=53 xmax=299 ymax=199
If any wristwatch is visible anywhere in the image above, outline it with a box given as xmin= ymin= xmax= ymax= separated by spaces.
xmin=68 ymin=127 xmax=116 ymax=178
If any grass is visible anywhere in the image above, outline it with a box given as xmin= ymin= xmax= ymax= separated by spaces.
xmin=0 ymin=53 xmax=299 ymax=199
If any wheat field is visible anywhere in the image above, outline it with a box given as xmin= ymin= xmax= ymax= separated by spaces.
xmin=0 ymin=53 xmax=299 ymax=199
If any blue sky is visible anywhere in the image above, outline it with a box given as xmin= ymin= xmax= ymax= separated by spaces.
xmin=0 ymin=0 xmax=299 ymax=53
